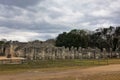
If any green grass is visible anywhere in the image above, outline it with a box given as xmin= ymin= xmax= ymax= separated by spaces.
xmin=0 ymin=59 xmax=94 ymax=71
xmin=0 ymin=59 xmax=120 ymax=73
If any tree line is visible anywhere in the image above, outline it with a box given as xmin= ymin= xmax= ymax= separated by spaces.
xmin=56 ymin=26 xmax=120 ymax=51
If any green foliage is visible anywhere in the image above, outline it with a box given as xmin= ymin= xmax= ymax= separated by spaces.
xmin=56 ymin=26 xmax=120 ymax=51
xmin=56 ymin=29 xmax=89 ymax=48
xmin=0 ymin=41 xmax=4 ymax=46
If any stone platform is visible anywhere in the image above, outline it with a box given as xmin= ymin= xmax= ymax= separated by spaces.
xmin=0 ymin=57 xmax=25 ymax=64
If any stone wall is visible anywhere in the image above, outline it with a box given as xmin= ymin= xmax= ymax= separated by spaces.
xmin=0 ymin=41 xmax=120 ymax=60
xmin=15 ymin=46 xmax=120 ymax=60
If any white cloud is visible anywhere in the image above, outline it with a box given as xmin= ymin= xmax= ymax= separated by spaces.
xmin=91 ymin=9 xmax=111 ymax=17
xmin=0 ymin=27 xmax=39 ymax=42
xmin=0 ymin=0 xmax=120 ymax=41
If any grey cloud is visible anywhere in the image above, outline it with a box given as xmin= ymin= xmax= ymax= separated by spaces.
xmin=0 ymin=15 xmax=70 ymax=33
xmin=0 ymin=0 xmax=120 ymax=41
xmin=0 ymin=0 xmax=43 ymax=8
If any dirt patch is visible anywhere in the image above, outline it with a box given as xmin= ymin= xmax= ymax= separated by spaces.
xmin=0 ymin=64 xmax=120 ymax=80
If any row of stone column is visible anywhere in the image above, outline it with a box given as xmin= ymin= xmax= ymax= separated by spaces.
xmin=18 ymin=47 xmax=120 ymax=60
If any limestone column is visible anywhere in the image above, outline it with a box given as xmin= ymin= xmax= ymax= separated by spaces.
xmin=1 ymin=45 xmax=4 ymax=55
xmin=30 ymin=48 xmax=34 ymax=60
xmin=10 ymin=44 xmax=14 ymax=57
xmin=52 ymin=48 xmax=55 ymax=60
xmin=70 ymin=46 xmax=74 ymax=59
xmin=110 ymin=48 xmax=112 ymax=58
xmin=66 ymin=47 xmax=69 ymax=59
xmin=115 ymin=48 xmax=120 ymax=58
xmin=62 ymin=46 xmax=65 ymax=60
xmin=49 ymin=48 xmax=52 ymax=60
xmin=95 ymin=48 xmax=101 ymax=59
xmin=103 ymin=48 xmax=107 ymax=59
xmin=42 ymin=48 xmax=45 ymax=60
xmin=81 ymin=48 xmax=85 ymax=59
xmin=78 ymin=47 xmax=82 ymax=59
xmin=74 ymin=47 xmax=77 ymax=59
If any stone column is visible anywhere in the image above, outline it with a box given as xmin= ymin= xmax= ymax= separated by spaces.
xmin=9 ymin=44 xmax=14 ymax=57
xmin=59 ymin=48 xmax=63 ymax=59
xmin=42 ymin=48 xmax=45 ymax=60
xmin=55 ymin=48 xmax=58 ymax=59
xmin=95 ymin=48 xmax=101 ymax=59
xmin=49 ymin=48 xmax=52 ymax=60
xmin=25 ymin=48 xmax=28 ymax=59
xmin=74 ymin=47 xmax=78 ymax=59
xmin=115 ymin=48 xmax=120 ymax=58
xmin=110 ymin=48 xmax=112 ymax=58
xmin=33 ymin=47 xmax=36 ymax=60
xmin=5 ymin=47 xmax=9 ymax=57
xmin=103 ymin=48 xmax=107 ymax=59
xmin=81 ymin=48 xmax=85 ymax=59
xmin=70 ymin=46 xmax=74 ymax=59
xmin=46 ymin=48 xmax=49 ymax=60
xmin=1 ymin=45 xmax=4 ymax=55
xmin=61 ymin=46 xmax=65 ymax=60
xmin=87 ymin=47 xmax=92 ymax=59
xmin=38 ymin=48 xmax=42 ymax=60
xmin=51 ymin=47 xmax=55 ymax=60
xmin=30 ymin=47 xmax=34 ymax=60
xmin=88 ymin=52 xmax=91 ymax=59
xmin=78 ymin=47 xmax=82 ymax=59
xmin=66 ymin=47 xmax=69 ymax=59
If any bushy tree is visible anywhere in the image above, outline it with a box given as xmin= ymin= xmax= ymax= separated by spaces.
xmin=56 ymin=29 xmax=89 ymax=48
xmin=56 ymin=26 xmax=120 ymax=51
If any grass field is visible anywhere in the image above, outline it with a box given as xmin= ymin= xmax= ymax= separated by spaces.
xmin=0 ymin=59 xmax=120 ymax=72
xmin=0 ymin=59 xmax=120 ymax=80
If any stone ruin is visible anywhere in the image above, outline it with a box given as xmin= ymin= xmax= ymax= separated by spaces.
xmin=0 ymin=40 xmax=120 ymax=60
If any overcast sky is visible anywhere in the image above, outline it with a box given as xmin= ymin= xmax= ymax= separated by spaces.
xmin=0 ymin=0 xmax=120 ymax=42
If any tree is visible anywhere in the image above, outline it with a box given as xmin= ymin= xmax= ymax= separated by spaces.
xmin=56 ymin=29 xmax=89 ymax=48
xmin=0 ymin=41 xmax=4 ymax=46
xmin=56 ymin=26 xmax=120 ymax=51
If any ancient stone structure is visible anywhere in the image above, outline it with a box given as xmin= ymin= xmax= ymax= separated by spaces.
xmin=0 ymin=40 xmax=120 ymax=60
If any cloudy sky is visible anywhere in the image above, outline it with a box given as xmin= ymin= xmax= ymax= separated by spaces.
xmin=0 ymin=0 xmax=120 ymax=42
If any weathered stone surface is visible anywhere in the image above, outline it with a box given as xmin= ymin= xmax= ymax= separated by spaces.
xmin=0 ymin=41 xmax=120 ymax=60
